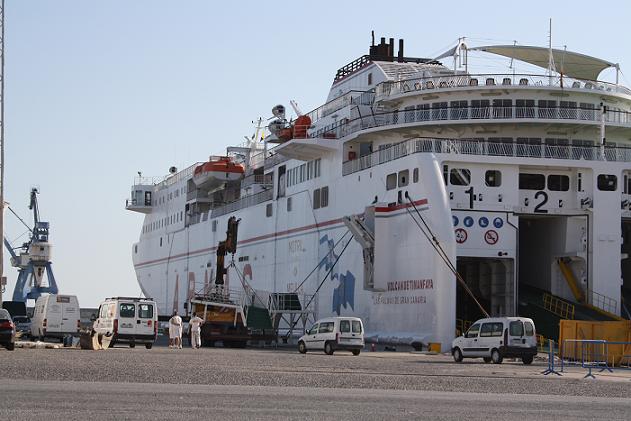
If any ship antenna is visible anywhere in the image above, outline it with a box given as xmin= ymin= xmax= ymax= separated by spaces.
xmin=547 ymin=18 xmax=556 ymax=85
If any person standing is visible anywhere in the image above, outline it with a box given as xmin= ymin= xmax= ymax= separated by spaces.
xmin=189 ymin=312 xmax=204 ymax=349
xmin=169 ymin=311 xmax=183 ymax=349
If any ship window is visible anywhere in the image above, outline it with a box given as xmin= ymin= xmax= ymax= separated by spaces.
xmin=367 ymin=72 xmax=372 ymax=85
xmin=548 ymin=174 xmax=570 ymax=191
xmin=416 ymin=103 xmax=430 ymax=121
xmin=201 ymin=213 xmax=208 ymax=222
xmin=515 ymin=99 xmax=535 ymax=118
xmin=307 ymin=161 xmax=313 ymax=180
xmin=538 ymin=100 xmax=557 ymax=118
xmin=519 ymin=173 xmax=545 ymax=190
xmin=516 ymin=137 xmax=542 ymax=157
xmin=470 ymin=100 xmax=490 ymax=119
xmin=492 ymin=99 xmax=512 ymax=118
xmin=321 ymin=186 xmax=329 ymax=208
xmin=413 ymin=168 xmax=419 ymax=183
xmin=431 ymin=102 xmax=448 ymax=120
xmin=559 ymin=101 xmax=578 ymax=119
xmin=443 ymin=165 xmax=448 ymax=185
xmin=450 ymin=100 xmax=468 ymax=120
xmin=597 ymin=174 xmax=617 ymax=191
xmin=160 ymin=237 xmax=163 ymax=247
xmin=313 ymin=189 xmax=321 ymax=209
xmin=404 ymin=106 xmax=415 ymax=123
xmin=396 ymin=170 xmax=408 ymax=188
xmin=315 ymin=159 xmax=321 ymax=178
xmin=134 ymin=245 xmax=138 ymax=254
xmin=579 ymin=102 xmax=596 ymax=120
xmin=266 ymin=203 xmax=273 ymax=217
xmin=287 ymin=197 xmax=292 ymax=212
xmin=300 ymin=164 xmax=306 ymax=183
xmin=212 ymin=220 xmax=217 ymax=232
xmin=545 ymin=138 xmax=569 ymax=159
xmin=449 ymin=168 xmax=471 ymax=186
xmin=386 ymin=173 xmax=397 ymax=190
xmin=485 ymin=170 xmax=501 ymax=187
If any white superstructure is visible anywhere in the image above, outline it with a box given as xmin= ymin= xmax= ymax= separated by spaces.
xmin=127 ymin=36 xmax=631 ymax=350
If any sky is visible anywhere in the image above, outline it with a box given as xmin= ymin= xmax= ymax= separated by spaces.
xmin=2 ymin=0 xmax=630 ymax=308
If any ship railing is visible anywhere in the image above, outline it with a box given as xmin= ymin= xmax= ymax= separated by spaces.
xmin=342 ymin=137 xmax=631 ymax=175
xmin=375 ymin=73 xmax=631 ymax=101
xmin=241 ymin=173 xmax=273 ymax=189
xmin=322 ymin=104 xmax=631 ymax=140
xmin=591 ymin=291 xmax=619 ymax=315
xmin=211 ymin=189 xmax=273 ymax=218
xmin=305 ymin=90 xmax=375 ymax=124
xmin=155 ymin=162 xmax=201 ymax=189
xmin=132 ymin=176 xmax=160 ymax=186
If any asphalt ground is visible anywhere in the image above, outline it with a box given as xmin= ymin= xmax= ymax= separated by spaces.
xmin=0 ymin=344 xmax=629 ymax=420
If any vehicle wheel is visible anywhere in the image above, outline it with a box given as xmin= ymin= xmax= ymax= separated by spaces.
xmin=129 ymin=342 xmax=136 ymax=348
xmin=324 ymin=341 xmax=334 ymax=355
xmin=483 ymin=357 xmax=492 ymax=363
xmin=298 ymin=341 xmax=307 ymax=354
xmin=145 ymin=343 xmax=153 ymax=350
xmin=522 ymin=355 xmax=534 ymax=365
xmin=452 ymin=347 xmax=463 ymax=363
xmin=5 ymin=342 xmax=14 ymax=351
xmin=352 ymin=349 xmax=360 ymax=356
xmin=491 ymin=349 xmax=503 ymax=364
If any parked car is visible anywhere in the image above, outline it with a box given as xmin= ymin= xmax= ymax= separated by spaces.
xmin=451 ymin=317 xmax=537 ymax=365
xmin=31 ymin=294 xmax=81 ymax=341
xmin=12 ymin=315 xmax=31 ymax=337
xmin=0 ymin=309 xmax=15 ymax=350
xmin=93 ymin=297 xmax=157 ymax=349
xmin=298 ymin=317 xmax=364 ymax=355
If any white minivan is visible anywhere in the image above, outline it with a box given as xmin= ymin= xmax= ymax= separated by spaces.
xmin=451 ymin=317 xmax=538 ymax=364
xmin=31 ymin=294 xmax=81 ymax=341
xmin=93 ymin=297 xmax=157 ymax=349
xmin=298 ymin=316 xmax=364 ymax=355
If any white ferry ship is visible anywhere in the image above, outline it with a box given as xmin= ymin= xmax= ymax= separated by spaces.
xmin=127 ymin=35 xmax=631 ymax=350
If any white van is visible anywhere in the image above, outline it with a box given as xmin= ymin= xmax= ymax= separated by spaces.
xmin=93 ymin=297 xmax=157 ymax=349
xmin=298 ymin=316 xmax=364 ymax=355
xmin=451 ymin=317 xmax=538 ymax=364
xmin=31 ymin=294 xmax=81 ymax=341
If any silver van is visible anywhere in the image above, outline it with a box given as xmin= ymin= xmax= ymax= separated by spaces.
xmin=451 ymin=317 xmax=537 ymax=364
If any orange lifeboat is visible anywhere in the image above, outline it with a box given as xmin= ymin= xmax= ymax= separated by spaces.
xmin=193 ymin=156 xmax=244 ymax=190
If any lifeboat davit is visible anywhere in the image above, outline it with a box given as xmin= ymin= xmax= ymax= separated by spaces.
xmin=193 ymin=157 xmax=245 ymax=190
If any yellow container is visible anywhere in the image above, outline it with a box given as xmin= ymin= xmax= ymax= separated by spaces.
xmin=559 ymin=320 xmax=631 ymax=366
xmin=428 ymin=342 xmax=441 ymax=353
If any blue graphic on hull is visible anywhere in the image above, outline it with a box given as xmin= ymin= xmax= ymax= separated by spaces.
xmin=319 ymin=235 xmax=355 ymax=315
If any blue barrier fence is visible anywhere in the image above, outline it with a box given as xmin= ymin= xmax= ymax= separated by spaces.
xmin=559 ymin=339 xmax=631 ymax=379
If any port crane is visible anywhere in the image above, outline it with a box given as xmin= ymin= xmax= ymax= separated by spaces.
xmin=3 ymin=188 xmax=58 ymax=302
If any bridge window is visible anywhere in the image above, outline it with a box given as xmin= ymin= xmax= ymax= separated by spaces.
xmin=449 ymin=168 xmax=471 ymax=186
xmin=386 ymin=173 xmax=397 ymax=190
xmin=398 ymin=170 xmax=409 ymax=187
xmin=519 ymin=173 xmax=545 ymax=190
xmin=413 ymin=168 xmax=419 ymax=183
xmin=597 ymin=174 xmax=617 ymax=191
xmin=547 ymin=174 xmax=570 ymax=191
xmin=485 ymin=170 xmax=502 ymax=187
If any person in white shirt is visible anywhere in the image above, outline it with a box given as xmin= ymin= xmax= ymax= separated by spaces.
xmin=189 ymin=312 xmax=204 ymax=349
xmin=168 ymin=311 xmax=183 ymax=349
